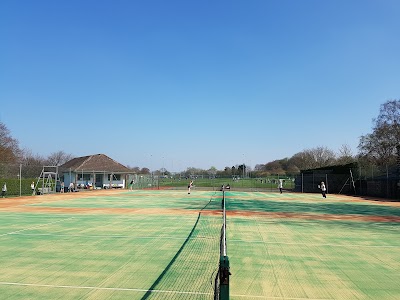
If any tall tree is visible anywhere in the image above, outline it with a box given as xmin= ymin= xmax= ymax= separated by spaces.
xmin=358 ymin=99 xmax=400 ymax=164
xmin=375 ymin=99 xmax=400 ymax=129
xmin=0 ymin=122 xmax=21 ymax=163
xmin=237 ymin=164 xmax=246 ymax=177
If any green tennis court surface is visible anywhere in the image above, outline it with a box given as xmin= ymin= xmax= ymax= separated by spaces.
xmin=0 ymin=190 xmax=399 ymax=299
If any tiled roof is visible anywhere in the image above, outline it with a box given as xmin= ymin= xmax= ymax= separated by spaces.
xmin=60 ymin=154 xmax=130 ymax=173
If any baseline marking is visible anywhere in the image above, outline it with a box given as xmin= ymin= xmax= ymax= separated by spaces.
xmin=230 ymin=294 xmax=332 ymax=299
xmin=229 ymin=239 xmax=400 ymax=248
xmin=0 ymin=281 xmax=212 ymax=296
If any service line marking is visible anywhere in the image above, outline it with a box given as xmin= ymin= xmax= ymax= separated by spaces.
xmin=0 ymin=217 xmax=75 ymax=237
xmin=5 ymin=232 xmax=216 ymax=240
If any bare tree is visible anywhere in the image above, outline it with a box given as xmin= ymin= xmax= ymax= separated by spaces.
xmin=19 ymin=149 xmax=46 ymax=178
xmin=289 ymin=151 xmax=315 ymax=170
xmin=336 ymin=144 xmax=355 ymax=165
xmin=358 ymin=99 xmax=400 ymax=164
xmin=358 ymin=124 xmax=396 ymax=165
xmin=208 ymin=166 xmax=217 ymax=177
xmin=289 ymin=146 xmax=336 ymax=171
xmin=0 ymin=122 xmax=21 ymax=163
xmin=183 ymin=167 xmax=203 ymax=178
xmin=285 ymin=164 xmax=300 ymax=175
xmin=140 ymin=167 xmax=150 ymax=174
xmin=46 ymin=151 xmax=74 ymax=166
xmin=254 ymin=164 xmax=265 ymax=171
xmin=338 ymin=144 xmax=353 ymax=157
xmin=128 ymin=166 xmax=140 ymax=173
xmin=311 ymin=146 xmax=336 ymax=168
xmin=264 ymin=160 xmax=285 ymax=175
xmin=374 ymin=99 xmax=400 ymax=129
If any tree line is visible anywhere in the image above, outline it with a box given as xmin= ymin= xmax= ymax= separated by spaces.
xmin=179 ymin=99 xmax=400 ymax=177
xmin=0 ymin=122 xmax=74 ymax=177
xmin=254 ymin=100 xmax=400 ymax=176
xmin=1 ymin=99 xmax=400 ymax=177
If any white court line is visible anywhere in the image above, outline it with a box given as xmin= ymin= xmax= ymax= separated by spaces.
xmin=7 ymin=232 xmax=217 ymax=240
xmin=0 ymin=281 xmax=334 ymax=299
xmin=230 ymin=294 xmax=332 ymax=300
xmin=0 ymin=217 xmax=75 ymax=237
xmin=229 ymin=239 xmax=400 ymax=248
xmin=0 ymin=214 xmax=72 ymax=217
xmin=0 ymin=281 xmax=212 ymax=296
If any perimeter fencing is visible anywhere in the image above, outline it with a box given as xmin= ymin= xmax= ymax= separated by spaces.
xmin=295 ymin=165 xmax=400 ymax=199
xmin=0 ymin=162 xmax=44 ymax=196
xmin=0 ymin=162 xmax=146 ymax=197
xmin=3 ymin=160 xmax=400 ymax=200
xmin=142 ymin=175 xmax=296 ymax=192
xmin=0 ymin=162 xmax=295 ymax=196
xmin=128 ymin=174 xmax=159 ymax=189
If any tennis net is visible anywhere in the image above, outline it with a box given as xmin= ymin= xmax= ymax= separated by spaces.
xmin=214 ymin=186 xmax=230 ymax=300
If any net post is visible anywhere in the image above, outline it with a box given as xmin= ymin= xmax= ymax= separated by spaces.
xmin=218 ymin=187 xmax=230 ymax=300
xmin=219 ymin=254 xmax=230 ymax=299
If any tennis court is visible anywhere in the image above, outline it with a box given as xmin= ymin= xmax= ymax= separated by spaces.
xmin=0 ymin=189 xmax=399 ymax=299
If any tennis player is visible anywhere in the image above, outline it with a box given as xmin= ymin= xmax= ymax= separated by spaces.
xmin=188 ymin=180 xmax=193 ymax=194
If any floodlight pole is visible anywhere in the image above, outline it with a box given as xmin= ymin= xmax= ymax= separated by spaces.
xmin=325 ymin=174 xmax=328 ymax=194
xmin=19 ymin=164 xmax=22 ymax=197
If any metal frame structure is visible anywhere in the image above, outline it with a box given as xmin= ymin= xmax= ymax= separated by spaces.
xmin=35 ymin=166 xmax=61 ymax=194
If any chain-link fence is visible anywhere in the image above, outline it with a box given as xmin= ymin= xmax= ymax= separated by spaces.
xmin=0 ymin=162 xmax=43 ymax=197
xmin=0 ymin=165 xmax=297 ymax=197
xmin=3 ymin=161 xmax=399 ymax=199
xmin=128 ymin=174 xmax=159 ymax=189
xmin=130 ymin=174 xmax=296 ymax=192
xmin=0 ymin=163 xmax=136 ymax=196
xmin=295 ymin=165 xmax=400 ymax=199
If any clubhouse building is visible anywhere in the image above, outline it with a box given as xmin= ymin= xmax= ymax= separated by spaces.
xmin=59 ymin=154 xmax=131 ymax=189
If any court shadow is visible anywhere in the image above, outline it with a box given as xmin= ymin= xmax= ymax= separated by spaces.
xmin=140 ymin=195 xmax=217 ymax=299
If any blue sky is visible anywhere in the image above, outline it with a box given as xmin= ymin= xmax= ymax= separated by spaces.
xmin=1 ymin=0 xmax=399 ymax=172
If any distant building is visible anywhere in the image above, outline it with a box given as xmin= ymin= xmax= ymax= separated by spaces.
xmin=59 ymin=154 xmax=131 ymax=189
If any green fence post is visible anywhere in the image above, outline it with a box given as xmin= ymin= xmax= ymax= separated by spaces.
xmin=219 ymin=255 xmax=230 ymax=299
